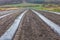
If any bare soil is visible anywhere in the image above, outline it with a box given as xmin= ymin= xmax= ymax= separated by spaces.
xmin=0 ymin=10 xmax=16 ymax=16
xmin=0 ymin=9 xmax=25 ymax=37
xmin=14 ymin=10 xmax=60 ymax=40
xmin=36 ymin=10 xmax=60 ymax=26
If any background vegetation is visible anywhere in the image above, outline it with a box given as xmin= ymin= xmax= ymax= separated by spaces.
xmin=0 ymin=3 xmax=60 ymax=12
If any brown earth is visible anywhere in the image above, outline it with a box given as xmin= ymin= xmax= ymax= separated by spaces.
xmin=0 ymin=9 xmax=25 ymax=37
xmin=14 ymin=10 xmax=60 ymax=40
xmin=36 ymin=10 xmax=60 ymax=26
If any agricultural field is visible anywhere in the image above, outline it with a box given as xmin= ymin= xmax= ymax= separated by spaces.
xmin=0 ymin=3 xmax=60 ymax=40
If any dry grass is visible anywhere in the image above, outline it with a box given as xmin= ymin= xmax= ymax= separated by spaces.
xmin=0 ymin=7 xmax=19 ymax=11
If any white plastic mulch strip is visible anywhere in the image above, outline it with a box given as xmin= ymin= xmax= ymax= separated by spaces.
xmin=0 ymin=10 xmax=28 ymax=40
xmin=42 ymin=10 xmax=60 ymax=15
xmin=0 ymin=9 xmax=23 ymax=19
xmin=32 ymin=10 xmax=60 ymax=35
xmin=48 ymin=11 xmax=60 ymax=15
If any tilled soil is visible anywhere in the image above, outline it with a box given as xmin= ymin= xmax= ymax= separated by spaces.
xmin=36 ymin=10 xmax=60 ymax=26
xmin=0 ymin=10 xmax=17 ymax=16
xmin=14 ymin=10 xmax=60 ymax=40
xmin=0 ymin=9 xmax=25 ymax=37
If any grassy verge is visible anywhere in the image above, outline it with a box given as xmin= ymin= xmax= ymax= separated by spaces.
xmin=0 ymin=3 xmax=60 ymax=12
xmin=30 ymin=4 xmax=60 ymax=12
